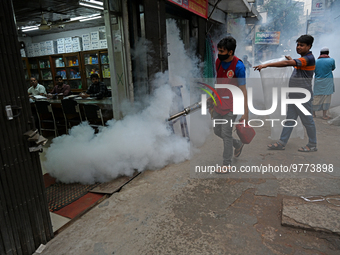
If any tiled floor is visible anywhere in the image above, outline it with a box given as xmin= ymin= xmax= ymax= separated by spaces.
xmin=40 ymin=136 xmax=68 ymax=232
xmin=40 ymin=136 xmax=105 ymax=233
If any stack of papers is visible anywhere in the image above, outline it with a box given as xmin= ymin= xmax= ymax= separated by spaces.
xmin=64 ymin=95 xmax=79 ymax=99
xmin=75 ymin=97 xmax=95 ymax=100
xmin=34 ymin=95 xmax=47 ymax=100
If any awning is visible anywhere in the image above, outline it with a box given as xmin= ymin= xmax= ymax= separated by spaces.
xmin=215 ymin=0 xmax=252 ymax=13
xmin=208 ymin=0 xmax=261 ymax=23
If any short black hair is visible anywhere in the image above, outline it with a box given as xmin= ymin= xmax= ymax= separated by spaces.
xmin=217 ymin=36 xmax=237 ymax=55
xmin=321 ymin=51 xmax=329 ymax=55
xmin=55 ymin=75 xmax=62 ymax=80
xmin=296 ymin=34 xmax=314 ymax=46
xmin=90 ymin=73 xmax=99 ymax=79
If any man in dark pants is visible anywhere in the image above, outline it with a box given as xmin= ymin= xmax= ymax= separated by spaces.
xmin=80 ymin=73 xmax=108 ymax=99
xmin=254 ymin=34 xmax=317 ymax=152
xmin=212 ymin=36 xmax=249 ymax=173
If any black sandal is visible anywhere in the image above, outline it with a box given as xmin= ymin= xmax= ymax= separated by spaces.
xmin=298 ymin=145 xmax=317 ymax=152
xmin=267 ymin=142 xmax=285 ymax=150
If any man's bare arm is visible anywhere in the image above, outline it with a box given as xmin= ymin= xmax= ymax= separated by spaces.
xmin=253 ymin=58 xmax=296 ymax=71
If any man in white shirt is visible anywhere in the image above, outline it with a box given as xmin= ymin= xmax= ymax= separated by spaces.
xmin=27 ymin=77 xmax=46 ymax=97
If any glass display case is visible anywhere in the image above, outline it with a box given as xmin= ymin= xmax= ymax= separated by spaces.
xmin=100 ymin=52 xmax=110 ymax=88
xmin=52 ymin=55 xmax=67 ymax=80
xmin=65 ymin=54 xmax=82 ymax=89
xmin=41 ymin=69 xmax=53 ymax=80
xmin=28 ymin=58 xmax=39 ymax=80
xmin=81 ymin=50 xmax=111 ymax=90
xmin=38 ymin=57 xmax=54 ymax=91
xmin=23 ymin=50 xmax=114 ymax=93
xmin=83 ymin=52 xmax=100 ymax=88
xmin=39 ymin=59 xmax=50 ymax=69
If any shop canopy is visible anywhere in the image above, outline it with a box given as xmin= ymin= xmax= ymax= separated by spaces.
xmin=208 ymin=0 xmax=261 ymax=23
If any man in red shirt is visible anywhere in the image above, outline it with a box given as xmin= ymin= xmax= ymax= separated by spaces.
xmin=213 ymin=36 xmax=249 ymax=173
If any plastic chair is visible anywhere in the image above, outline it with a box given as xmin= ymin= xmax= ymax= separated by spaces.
xmin=61 ymin=99 xmax=83 ymax=134
xmin=34 ymin=101 xmax=59 ymax=137
xmin=83 ymin=104 xmax=105 ymax=129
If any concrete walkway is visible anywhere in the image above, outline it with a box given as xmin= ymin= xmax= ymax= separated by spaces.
xmin=37 ymin=117 xmax=340 ymax=255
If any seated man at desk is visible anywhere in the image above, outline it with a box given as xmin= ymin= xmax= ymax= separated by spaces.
xmin=48 ymin=75 xmax=71 ymax=97
xmin=28 ymin=77 xmax=46 ymax=98
xmin=80 ymin=73 xmax=108 ymax=99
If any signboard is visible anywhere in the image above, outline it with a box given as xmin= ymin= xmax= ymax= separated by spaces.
xmin=311 ymin=0 xmax=325 ymax=17
xmin=255 ymin=32 xmax=280 ymax=45
xmin=167 ymin=0 xmax=208 ymax=19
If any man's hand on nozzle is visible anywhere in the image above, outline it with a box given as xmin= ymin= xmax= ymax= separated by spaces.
xmin=206 ymin=97 xmax=215 ymax=118
xmin=207 ymin=97 xmax=214 ymax=109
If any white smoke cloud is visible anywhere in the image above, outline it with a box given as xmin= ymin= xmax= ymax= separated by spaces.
xmin=44 ymin=19 xmax=211 ymax=184
xmin=222 ymin=6 xmax=340 ymax=109
xmin=166 ymin=19 xmax=212 ymax=148
xmin=45 ymin=81 xmax=191 ymax=184
xmin=130 ymin=37 xmax=153 ymax=100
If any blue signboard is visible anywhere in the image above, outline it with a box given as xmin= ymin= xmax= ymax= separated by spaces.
xmin=255 ymin=32 xmax=280 ymax=45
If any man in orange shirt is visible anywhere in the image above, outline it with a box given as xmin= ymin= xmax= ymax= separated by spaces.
xmin=254 ymin=34 xmax=317 ymax=152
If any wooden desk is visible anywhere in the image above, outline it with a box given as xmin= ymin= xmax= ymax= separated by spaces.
xmin=49 ymin=98 xmax=114 ymax=121
xmin=47 ymin=98 xmax=112 ymax=106
xmin=78 ymin=98 xmax=113 ymax=120
xmin=32 ymin=98 xmax=114 ymax=136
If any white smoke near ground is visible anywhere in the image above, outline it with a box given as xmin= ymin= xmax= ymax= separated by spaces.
xmin=44 ymin=19 xmax=211 ymax=184
xmin=45 ymin=79 xmax=191 ymax=184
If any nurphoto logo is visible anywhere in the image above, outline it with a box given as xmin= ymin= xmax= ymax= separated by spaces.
xmin=199 ymin=83 xmax=312 ymax=128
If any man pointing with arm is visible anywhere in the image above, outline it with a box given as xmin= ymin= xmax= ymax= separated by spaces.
xmin=254 ymin=34 xmax=317 ymax=152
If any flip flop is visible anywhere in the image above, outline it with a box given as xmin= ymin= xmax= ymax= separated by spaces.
xmin=298 ymin=146 xmax=317 ymax=152
xmin=268 ymin=142 xmax=285 ymax=150
xmin=322 ymin=116 xmax=332 ymax=120
xmin=234 ymin=144 xmax=244 ymax=157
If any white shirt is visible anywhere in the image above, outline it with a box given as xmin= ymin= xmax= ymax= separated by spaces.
xmin=28 ymin=84 xmax=47 ymax=96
